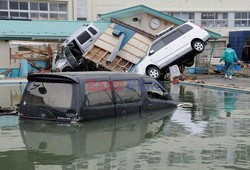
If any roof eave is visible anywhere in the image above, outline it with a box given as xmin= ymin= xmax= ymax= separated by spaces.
xmin=206 ymin=29 xmax=221 ymax=39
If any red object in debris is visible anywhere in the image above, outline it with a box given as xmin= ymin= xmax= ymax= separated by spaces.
xmin=172 ymin=78 xmax=179 ymax=84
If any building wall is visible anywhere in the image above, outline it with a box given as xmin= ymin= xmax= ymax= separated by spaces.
xmin=0 ymin=0 xmax=77 ymax=20
xmin=87 ymin=0 xmax=250 ymax=19
xmin=86 ymin=0 xmax=250 ymax=36
xmin=0 ymin=41 xmax=20 ymax=69
xmin=118 ymin=14 xmax=177 ymax=35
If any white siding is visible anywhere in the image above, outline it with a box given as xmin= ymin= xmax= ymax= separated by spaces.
xmin=0 ymin=41 xmax=20 ymax=68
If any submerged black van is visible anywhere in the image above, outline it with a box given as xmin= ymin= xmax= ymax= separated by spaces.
xmin=19 ymin=72 xmax=176 ymax=122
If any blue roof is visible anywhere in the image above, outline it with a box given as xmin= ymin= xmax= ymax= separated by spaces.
xmin=0 ymin=20 xmax=111 ymax=40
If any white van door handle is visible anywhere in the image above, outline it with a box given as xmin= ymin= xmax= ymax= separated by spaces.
xmin=148 ymin=104 xmax=153 ymax=108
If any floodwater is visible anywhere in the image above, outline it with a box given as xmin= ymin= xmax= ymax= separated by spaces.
xmin=1 ymin=83 xmax=250 ymax=170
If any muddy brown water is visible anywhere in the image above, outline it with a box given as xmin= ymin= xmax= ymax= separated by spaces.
xmin=0 ymin=83 xmax=250 ymax=169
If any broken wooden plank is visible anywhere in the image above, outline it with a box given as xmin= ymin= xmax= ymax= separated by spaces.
xmin=11 ymin=56 xmax=50 ymax=60
xmin=95 ymin=39 xmax=116 ymax=53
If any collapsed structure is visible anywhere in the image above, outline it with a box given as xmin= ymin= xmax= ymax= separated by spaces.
xmin=0 ymin=5 xmax=221 ymax=78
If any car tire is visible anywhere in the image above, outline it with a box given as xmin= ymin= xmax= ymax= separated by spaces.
xmin=62 ymin=67 xmax=73 ymax=72
xmin=184 ymin=58 xmax=195 ymax=67
xmin=192 ymin=40 xmax=205 ymax=53
xmin=147 ymin=67 xmax=161 ymax=79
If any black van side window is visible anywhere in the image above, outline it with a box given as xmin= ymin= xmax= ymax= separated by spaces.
xmin=77 ymin=31 xmax=91 ymax=45
xmin=113 ymin=80 xmax=141 ymax=104
xmin=88 ymin=27 xmax=97 ymax=35
xmin=85 ymin=81 xmax=113 ymax=107
xmin=144 ymin=79 xmax=164 ymax=100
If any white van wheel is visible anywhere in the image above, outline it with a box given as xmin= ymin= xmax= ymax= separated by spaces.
xmin=147 ymin=67 xmax=161 ymax=79
xmin=192 ymin=40 xmax=205 ymax=53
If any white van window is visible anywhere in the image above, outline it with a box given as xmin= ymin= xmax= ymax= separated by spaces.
xmin=178 ymin=24 xmax=193 ymax=34
xmin=85 ymin=81 xmax=113 ymax=107
xmin=88 ymin=27 xmax=97 ymax=35
xmin=150 ymin=40 xmax=165 ymax=53
xmin=77 ymin=31 xmax=91 ymax=45
xmin=113 ymin=80 xmax=142 ymax=104
xmin=162 ymin=30 xmax=183 ymax=46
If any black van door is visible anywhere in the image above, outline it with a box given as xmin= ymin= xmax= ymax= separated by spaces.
xmin=110 ymin=77 xmax=143 ymax=117
xmin=83 ymin=79 xmax=116 ymax=120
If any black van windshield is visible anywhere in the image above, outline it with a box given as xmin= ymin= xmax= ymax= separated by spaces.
xmin=23 ymin=82 xmax=73 ymax=108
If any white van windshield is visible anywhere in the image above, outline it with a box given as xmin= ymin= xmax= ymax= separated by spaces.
xmin=23 ymin=82 xmax=73 ymax=108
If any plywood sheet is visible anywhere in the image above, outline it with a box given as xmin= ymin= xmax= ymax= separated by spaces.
xmin=98 ymin=33 xmax=119 ymax=46
xmin=94 ymin=39 xmax=115 ymax=53
xmin=133 ymin=33 xmax=153 ymax=45
xmin=83 ymin=23 xmax=154 ymax=72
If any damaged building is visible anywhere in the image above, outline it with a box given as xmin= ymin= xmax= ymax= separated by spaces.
xmin=0 ymin=5 xmax=220 ymax=77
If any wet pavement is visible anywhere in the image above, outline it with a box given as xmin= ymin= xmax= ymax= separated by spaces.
xmin=180 ymin=74 xmax=250 ymax=94
xmin=0 ymin=83 xmax=250 ymax=169
xmin=194 ymin=74 xmax=250 ymax=89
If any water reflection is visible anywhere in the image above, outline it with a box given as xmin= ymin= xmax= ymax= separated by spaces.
xmin=223 ymin=92 xmax=237 ymax=117
xmin=0 ymin=108 xmax=176 ymax=169
xmin=1 ymin=83 xmax=250 ymax=169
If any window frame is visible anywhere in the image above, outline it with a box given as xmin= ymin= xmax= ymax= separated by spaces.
xmin=88 ymin=27 xmax=97 ymax=35
xmin=143 ymin=78 xmax=166 ymax=101
xmin=0 ymin=0 xmax=68 ymax=20
xmin=178 ymin=24 xmax=193 ymax=34
xmin=23 ymin=81 xmax=74 ymax=109
xmin=161 ymin=29 xmax=183 ymax=46
xmin=0 ymin=1 xmax=8 ymax=10
xmin=84 ymin=80 xmax=114 ymax=107
xmin=201 ymin=12 xmax=228 ymax=27
xmin=113 ymin=79 xmax=142 ymax=104
xmin=150 ymin=39 xmax=165 ymax=54
xmin=77 ymin=31 xmax=91 ymax=45
xmin=234 ymin=12 xmax=249 ymax=27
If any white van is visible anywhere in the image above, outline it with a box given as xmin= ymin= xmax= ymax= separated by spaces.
xmin=52 ymin=23 xmax=101 ymax=72
xmin=131 ymin=21 xmax=210 ymax=79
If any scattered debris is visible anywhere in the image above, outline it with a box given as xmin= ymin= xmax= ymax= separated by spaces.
xmin=194 ymin=80 xmax=205 ymax=84
xmin=171 ymin=77 xmax=179 ymax=84
xmin=0 ymin=68 xmax=12 ymax=77
xmin=0 ymin=106 xmax=18 ymax=116
xmin=83 ymin=23 xmax=152 ymax=72
xmin=10 ymin=41 xmax=54 ymax=61
xmin=177 ymin=103 xmax=193 ymax=108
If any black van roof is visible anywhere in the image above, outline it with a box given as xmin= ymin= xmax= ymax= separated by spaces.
xmin=27 ymin=72 xmax=149 ymax=83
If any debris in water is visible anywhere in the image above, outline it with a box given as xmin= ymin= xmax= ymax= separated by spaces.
xmin=177 ymin=103 xmax=193 ymax=108
xmin=0 ymin=106 xmax=18 ymax=115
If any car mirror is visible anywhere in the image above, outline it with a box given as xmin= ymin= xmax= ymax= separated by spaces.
xmin=163 ymin=92 xmax=172 ymax=100
xmin=149 ymin=50 xmax=155 ymax=56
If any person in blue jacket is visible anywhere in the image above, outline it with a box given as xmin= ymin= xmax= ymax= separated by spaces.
xmin=220 ymin=44 xmax=238 ymax=80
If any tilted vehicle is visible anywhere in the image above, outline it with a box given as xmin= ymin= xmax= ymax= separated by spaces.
xmin=131 ymin=21 xmax=210 ymax=79
xmin=19 ymin=72 xmax=176 ymax=122
xmin=52 ymin=23 xmax=101 ymax=72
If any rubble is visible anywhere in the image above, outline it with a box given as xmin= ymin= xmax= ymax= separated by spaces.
xmin=0 ymin=106 xmax=18 ymax=116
